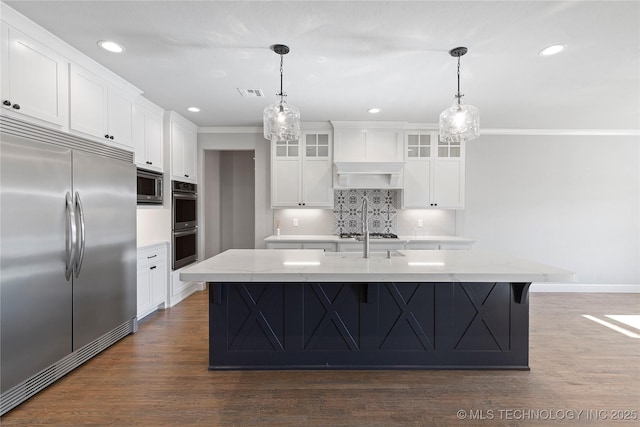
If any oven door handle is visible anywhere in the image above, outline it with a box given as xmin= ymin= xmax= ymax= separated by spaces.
xmin=173 ymin=228 xmax=197 ymax=238
xmin=172 ymin=192 xmax=197 ymax=200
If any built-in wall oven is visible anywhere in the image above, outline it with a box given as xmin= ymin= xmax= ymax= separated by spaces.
xmin=172 ymin=180 xmax=197 ymax=270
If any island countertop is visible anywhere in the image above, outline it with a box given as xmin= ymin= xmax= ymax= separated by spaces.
xmin=180 ymin=249 xmax=575 ymax=283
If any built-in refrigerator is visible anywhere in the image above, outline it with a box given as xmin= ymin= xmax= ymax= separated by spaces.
xmin=0 ymin=116 xmax=137 ymax=414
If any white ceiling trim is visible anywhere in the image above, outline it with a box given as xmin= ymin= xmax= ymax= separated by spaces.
xmin=199 ymin=125 xmax=640 ymax=136
xmin=481 ymin=128 xmax=640 ymax=136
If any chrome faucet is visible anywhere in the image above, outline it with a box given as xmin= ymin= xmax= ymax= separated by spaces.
xmin=361 ymin=196 xmax=370 ymax=258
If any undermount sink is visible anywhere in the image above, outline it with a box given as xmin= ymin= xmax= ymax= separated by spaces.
xmin=324 ymin=251 xmax=405 ymax=258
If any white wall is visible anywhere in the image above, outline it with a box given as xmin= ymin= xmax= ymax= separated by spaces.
xmin=136 ymin=207 xmax=171 ymax=244
xmin=461 ymin=134 xmax=639 ymax=285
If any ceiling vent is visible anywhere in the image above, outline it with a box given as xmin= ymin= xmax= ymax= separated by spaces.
xmin=237 ymin=88 xmax=264 ymax=98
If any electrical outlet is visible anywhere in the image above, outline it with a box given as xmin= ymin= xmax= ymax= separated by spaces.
xmin=417 ymin=219 xmax=423 ymax=228
xmin=293 ymin=218 xmax=299 ymax=227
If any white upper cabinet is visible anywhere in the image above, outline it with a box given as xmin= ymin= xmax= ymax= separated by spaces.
xmin=332 ymin=122 xmax=404 ymax=162
xmin=0 ymin=23 xmax=68 ymax=128
xmin=402 ymin=131 xmax=465 ymax=209
xmin=167 ymin=112 xmax=197 ymax=183
xmin=69 ymin=64 xmax=134 ymax=149
xmin=271 ymin=131 xmax=333 ymax=208
xmin=133 ymin=98 xmax=164 ymax=172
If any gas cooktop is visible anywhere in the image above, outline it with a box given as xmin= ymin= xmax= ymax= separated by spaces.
xmin=339 ymin=232 xmax=399 ymax=239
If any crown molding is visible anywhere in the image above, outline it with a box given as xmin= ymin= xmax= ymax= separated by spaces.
xmin=198 ymin=127 xmax=263 ymax=134
xmin=480 ymin=128 xmax=640 ymax=136
xmin=198 ymin=124 xmax=639 ymax=136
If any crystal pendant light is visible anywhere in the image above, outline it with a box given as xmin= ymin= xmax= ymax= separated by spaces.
xmin=263 ymin=44 xmax=301 ymax=141
xmin=439 ymin=47 xmax=479 ymax=143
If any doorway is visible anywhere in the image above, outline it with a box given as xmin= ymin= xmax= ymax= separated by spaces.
xmin=203 ymin=150 xmax=255 ymax=258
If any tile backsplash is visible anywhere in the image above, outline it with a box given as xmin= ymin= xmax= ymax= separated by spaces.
xmin=332 ymin=190 xmax=398 ymax=234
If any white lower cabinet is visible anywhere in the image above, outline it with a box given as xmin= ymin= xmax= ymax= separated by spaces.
xmin=403 ymin=242 xmax=440 ymax=250
xmin=404 ymin=241 xmax=474 ymax=250
xmin=137 ymin=243 xmax=167 ymax=319
xmin=337 ymin=241 xmax=405 ymax=253
xmin=267 ymin=242 xmax=336 ymax=251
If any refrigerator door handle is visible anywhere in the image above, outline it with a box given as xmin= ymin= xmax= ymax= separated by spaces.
xmin=74 ymin=191 xmax=86 ymax=278
xmin=65 ymin=192 xmax=77 ymax=281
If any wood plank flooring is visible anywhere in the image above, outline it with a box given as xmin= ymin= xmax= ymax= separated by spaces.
xmin=2 ymin=290 xmax=639 ymax=426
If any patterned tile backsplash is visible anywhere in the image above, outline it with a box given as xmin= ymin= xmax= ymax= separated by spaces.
xmin=332 ymin=190 xmax=398 ymax=235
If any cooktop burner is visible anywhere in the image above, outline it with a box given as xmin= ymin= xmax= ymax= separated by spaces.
xmin=339 ymin=232 xmax=398 ymax=239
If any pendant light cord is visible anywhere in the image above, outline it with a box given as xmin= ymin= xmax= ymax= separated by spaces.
xmin=456 ymin=55 xmax=462 ymax=106
xmin=279 ymin=55 xmax=285 ymax=98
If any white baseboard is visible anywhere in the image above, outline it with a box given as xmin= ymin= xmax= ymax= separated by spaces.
xmin=531 ymin=283 xmax=640 ymax=293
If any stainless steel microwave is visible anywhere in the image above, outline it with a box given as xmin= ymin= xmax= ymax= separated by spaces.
xmin=137 ymin=168 xmax=163 ymax=205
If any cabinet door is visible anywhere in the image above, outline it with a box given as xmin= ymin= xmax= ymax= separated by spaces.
xmin=107 ymin=87 xmax=133 ymax=148
xmin=272 ymin=157 xmax=302 ymax=207
xmin=403 ymin=161 xmax=432 ymax=207
xmin=150 ymin=262 xmax=166 ymax=306
xmin=183 ymin=126 xmax=197 ymax=180
xmin=432 ymin=160 xmax=464 ymax=208
xmin=402 ymin=133 xmax=433 ymax=208
xmin=145 ymin=114 xmax=163 ymax=170
xmin=302 ymin=132 xmax=332 ymax=207
xmin=136 ymin=267 xmax=151 ymax=317
xmin=171 ymin=121 xmax=186 ymax=179
xmin=432 ymin=137 xmax=464 ymax=208
xmin=133 ymin=106 xmax=163 ymax=171
xmin=69 ymin=65 xmax=107 ymax=140
xmin=1 ymin=24 xmax=67 ymax=127
xmin=132 ymin=106 xmax=146 ymax=167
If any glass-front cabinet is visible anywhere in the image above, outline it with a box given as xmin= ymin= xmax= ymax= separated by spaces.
xmin=402 ymin=131 xmax=465 ymax=209
xmin=271 ymin=131 xmax=333 ymax=208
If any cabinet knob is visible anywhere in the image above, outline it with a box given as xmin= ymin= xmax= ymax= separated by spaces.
xmin=150 ymin=265 xmax=157 ymax=270
xmin=109 ymin=136 xmax=114 ymax=140
xmin=147 ymin=161 xmax=153 ymax=165
xmin=184 ymin=174 xmax=189 ymax=178
xmin=2 ymin=100 xmax=11 ymax=106
xmin=105 ymin=134 xmax=110 ymax=139
xmin=12 ymin=103 xmax=20 ymax=110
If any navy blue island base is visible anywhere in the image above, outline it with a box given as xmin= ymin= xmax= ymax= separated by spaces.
xmin=207 ymin=281 xmax=531 ymax=370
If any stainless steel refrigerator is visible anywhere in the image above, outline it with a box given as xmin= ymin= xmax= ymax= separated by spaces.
xmin=0 ymin=116 xmax=137 ymax=414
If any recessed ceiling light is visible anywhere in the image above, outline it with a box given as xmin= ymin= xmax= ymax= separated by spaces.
xmin=187 ymin=107 xmax=200 ymax=113
xmin=539 ymin=44 xmax=565 ymax=56
xmin=97 ymin=40 xmax=125 ymax=53
xmin=368 ymin=108 xmax=381 ymax=114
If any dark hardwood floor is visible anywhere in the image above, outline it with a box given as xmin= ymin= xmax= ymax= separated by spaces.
xmin=2 ymin=290 xmax=639 ymax=426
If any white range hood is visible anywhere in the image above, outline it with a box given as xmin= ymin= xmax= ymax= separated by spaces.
xmin=334 ymin=161 xmax=405 ymax=189
xmin=331 ymin=121 xmax=408 ymax=189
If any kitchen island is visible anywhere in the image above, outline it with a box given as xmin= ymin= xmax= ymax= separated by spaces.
xmin=180 ymin=249 xmax=574 ymax=370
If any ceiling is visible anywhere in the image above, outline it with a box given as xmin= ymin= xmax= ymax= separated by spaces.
xmin=4 ymin=0 xmax=639 ymax=130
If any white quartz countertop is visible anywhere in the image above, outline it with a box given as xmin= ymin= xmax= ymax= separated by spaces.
xmin=180 ymin=249 xmax=574 ymax=283
xmin=264 ymin=234 xmax=477 ymax=244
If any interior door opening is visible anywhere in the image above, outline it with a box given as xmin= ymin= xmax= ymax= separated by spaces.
xmin=203 ymin=150 xmax=255 ymax=258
